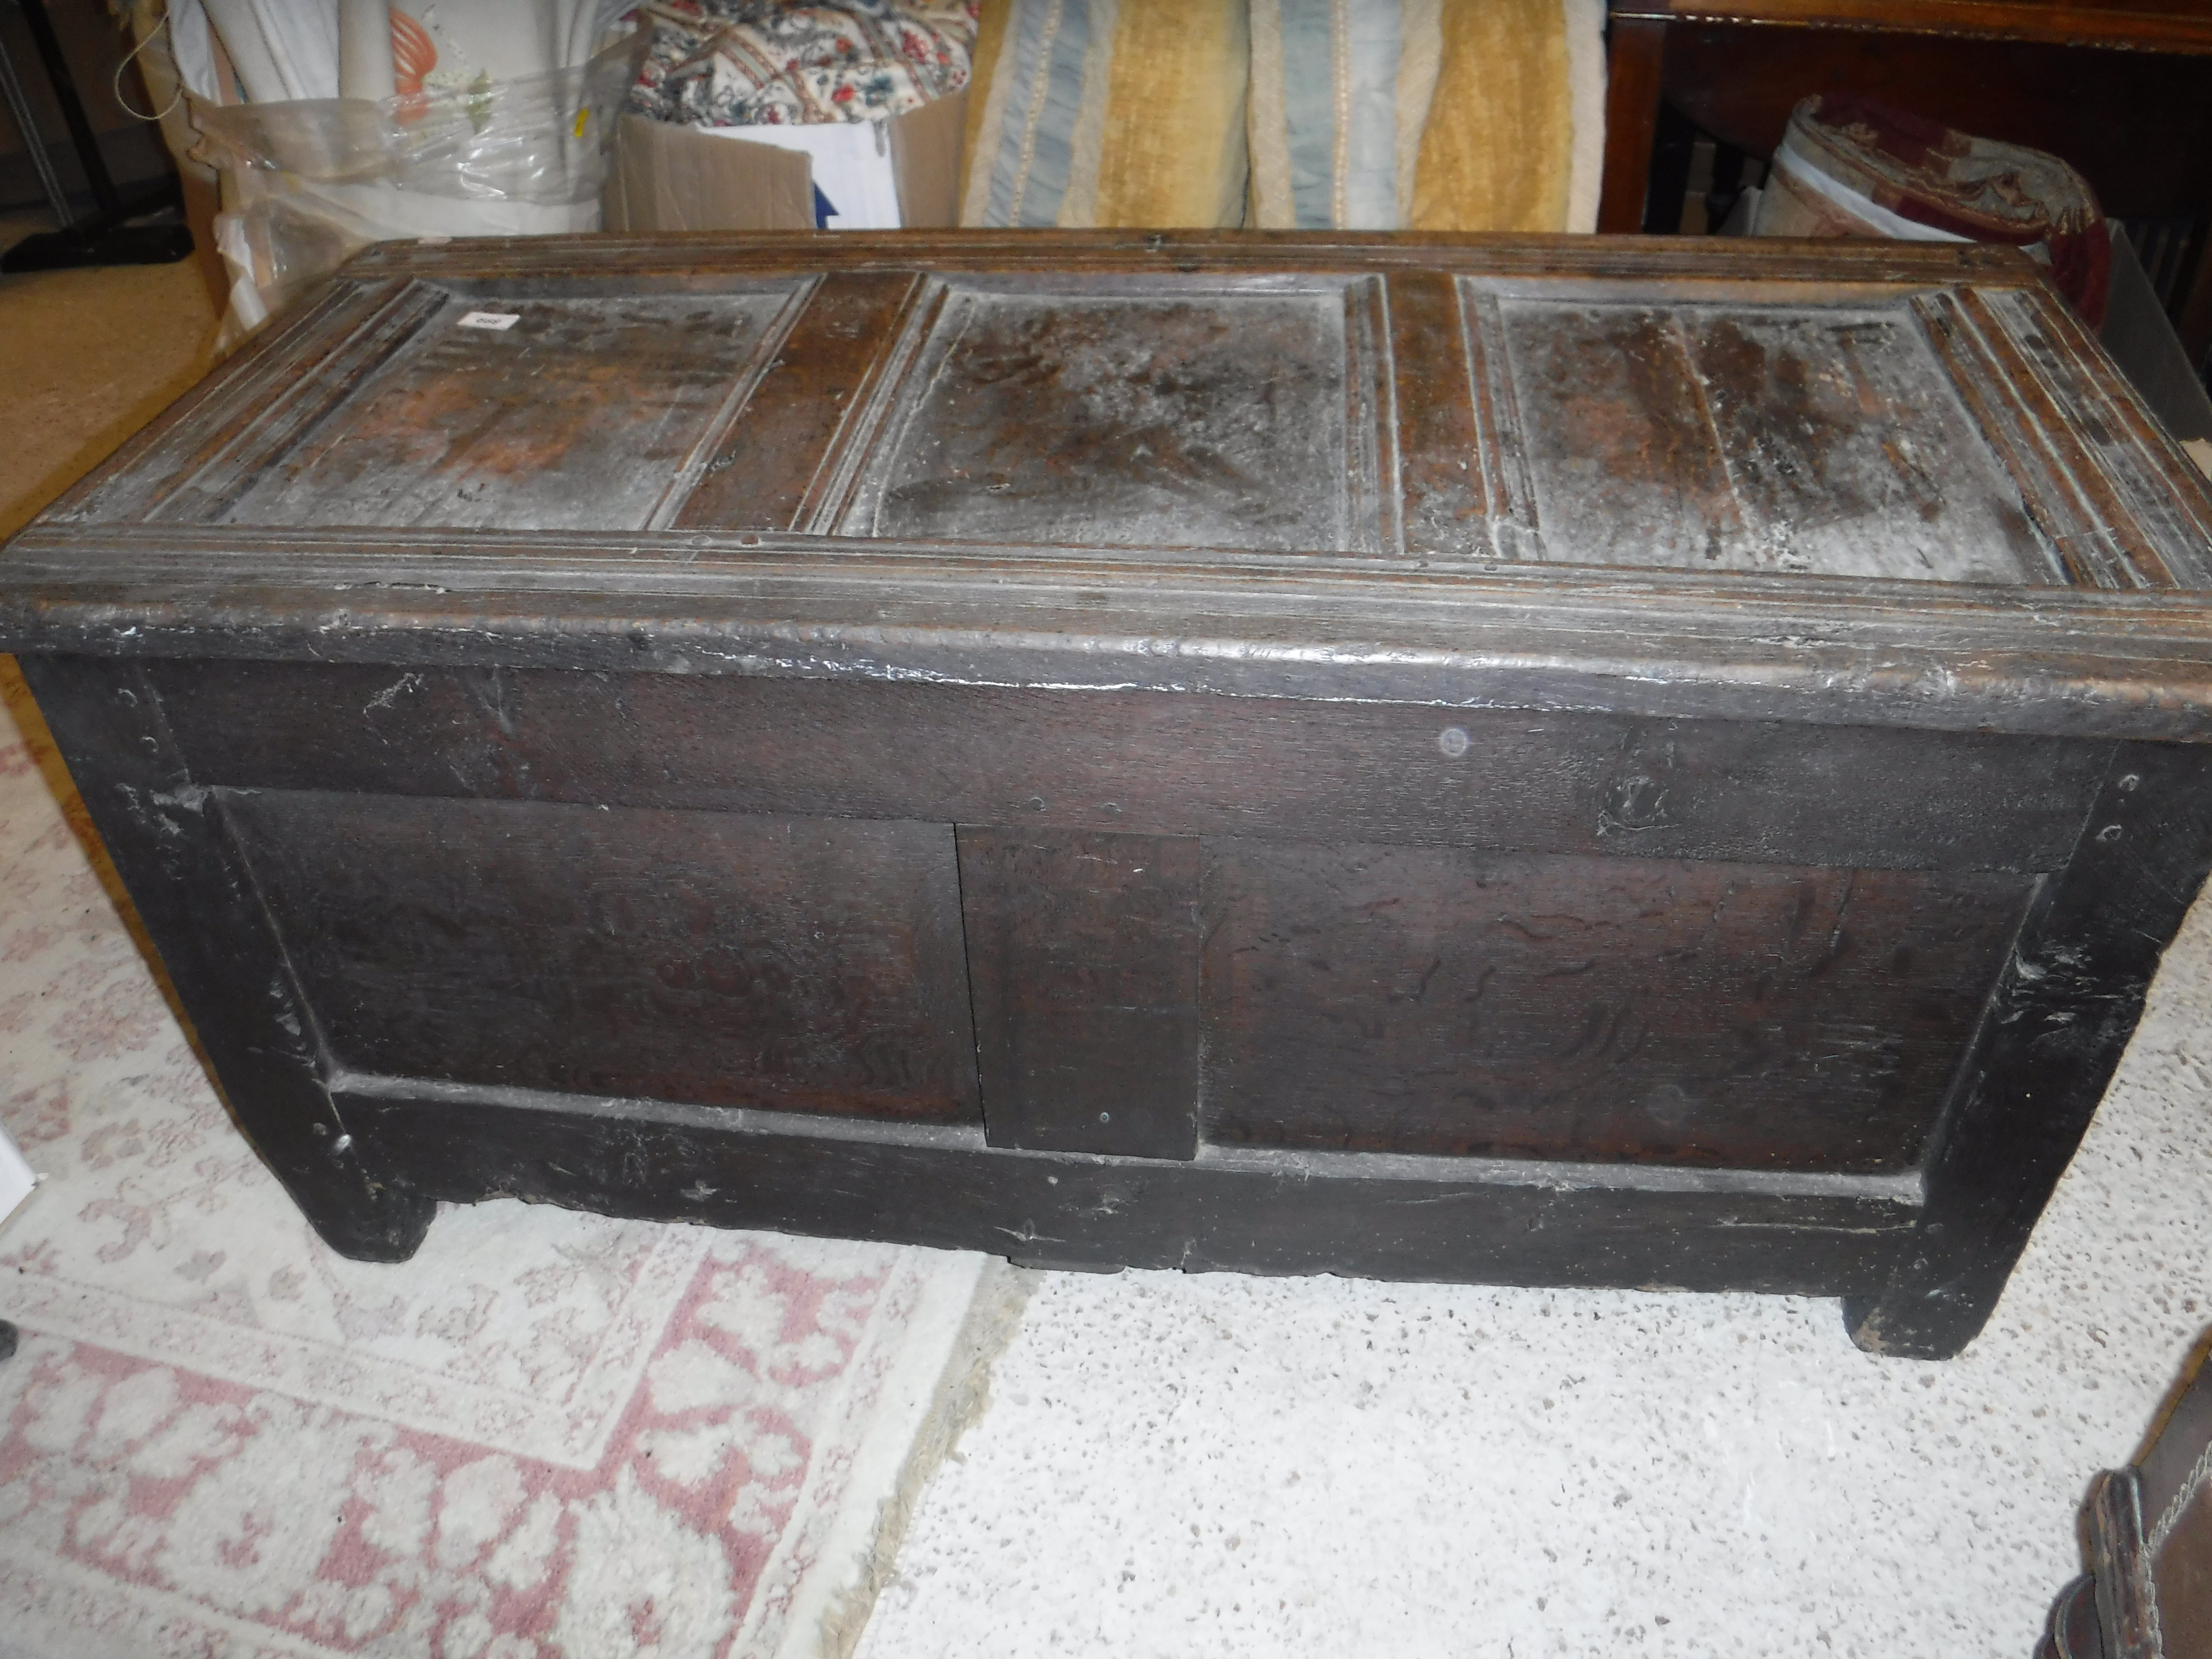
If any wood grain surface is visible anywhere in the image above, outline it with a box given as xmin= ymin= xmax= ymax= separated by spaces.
xmin=1606 ymin=0 xmax=2212 ymax=54
xmin=222 ymin=790 xmax=981 ymax=1123
xmin=7 ymin=232 xmax=2211 ymax=1359
xmin=1200 ymin=841 xmax=2032 ymax=1172
xmin=24 ymin=232 xmax=2209 ymax=593
xmin=15 ymin=655 xmax=435 ymax=1261
xmin=138 ymin=662 xmax=2106 ymax=876
xmin=960 ymin=827 xmax=1202 ymax=1159
xmin=337 ymin=1077 xmax=1922 ymax=1297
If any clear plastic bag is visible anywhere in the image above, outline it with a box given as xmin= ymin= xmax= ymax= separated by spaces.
xmin=193 ymin=33 xmax=639 ymax=341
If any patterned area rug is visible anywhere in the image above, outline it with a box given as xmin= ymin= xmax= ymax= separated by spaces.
xmin=0 ymin=665 xmax=1010 ymax=1659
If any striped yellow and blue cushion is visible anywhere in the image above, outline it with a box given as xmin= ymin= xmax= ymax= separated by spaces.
xmin=1248 ymin=0 xmax=1605 ymax=233
xmin=958 ymin=0 xmax=1250 ymax=229
xmin=1249 ymin=0 xmax=1437 ymax=230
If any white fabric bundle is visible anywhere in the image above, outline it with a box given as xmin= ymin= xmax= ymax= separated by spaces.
xmin=172 ymin=1 xmax=634 ymax=103
xmin=166 ymin=0 xmax=640 ymax=343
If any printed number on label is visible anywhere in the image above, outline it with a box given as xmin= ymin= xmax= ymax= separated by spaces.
xmin=457 ymin=311 xmax=522 ymax=331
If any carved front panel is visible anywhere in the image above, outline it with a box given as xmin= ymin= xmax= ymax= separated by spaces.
xmin=221 ymin=790 xmax=982 ymax=1123
xmin=1200 ymin=840 xmax=2034 ymax=1172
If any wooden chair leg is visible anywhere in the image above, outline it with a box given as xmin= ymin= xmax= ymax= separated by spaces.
xmin=1644 ymin=100 xmax=1698 ymax=234
xmin=1598 ymin=16 xmax=1668 ymax=233
xmin=1705 ymin=141 xmax=1751 ymax=235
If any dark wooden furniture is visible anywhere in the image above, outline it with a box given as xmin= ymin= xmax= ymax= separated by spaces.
xmin=2040 ymin=1337 xmax=2212 ymax=1658
xmin=1601 ymin=1 xmax=2212 ymax=359
xmin=0 ymin=0 xmax=192 ymax=275
xmin=5 ymin=231 xmax=2212 ymax=1361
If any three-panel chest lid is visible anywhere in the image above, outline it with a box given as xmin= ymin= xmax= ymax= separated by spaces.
xmin=5 ymin=230 xmax=2212 ymax=738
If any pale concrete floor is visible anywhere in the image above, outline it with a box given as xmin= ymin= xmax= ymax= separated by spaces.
xmin=5 ymin=231 xmax=2209 ymax=1659
xmin=856 ymin=930 xmax=2212 ymax=1659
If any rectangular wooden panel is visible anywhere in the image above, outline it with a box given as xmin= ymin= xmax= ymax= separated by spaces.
xmin=1918 ymin=285 xmax=2212 ymax=589
xmin=672 ymin=271 xmax=922 ymax=532
xmin=1475 ymin=282 xmax=2061 ymax=582
xmin=220 ymin=790 xmax=981 ymax=1122
xmin=122 ymin=280 xmax=453 ymax=527
xmin=338 ymin=1078 xmax=1918 ymax=1296
xmin=1200 ymin=839 xmax=2035 ymax=1173
xmin=959 ymin=828 xmax=1201 ymax=1159
xmin=200 ymin=277 xmax=813 ymax=531
xmin=1986 ymin=287 xmax=2212 ymax=580
xmin=1389 ymin=270 xmax=1486 ymax=557
xmin=144 ymin=662 xmax=2111 ymax=877
xmin=823 ymin=274 xmax=1397 ymax=553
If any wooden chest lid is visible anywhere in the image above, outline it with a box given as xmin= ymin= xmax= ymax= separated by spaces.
xmin=6 ymin=230 xmax=2212 ymax=739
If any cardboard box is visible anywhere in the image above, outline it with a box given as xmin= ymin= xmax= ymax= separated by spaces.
xmin=604 ymin=91 xmax=966 ymax=233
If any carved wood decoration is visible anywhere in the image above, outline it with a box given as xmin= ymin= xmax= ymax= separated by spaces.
xmin=6 ymin=231 xmax=2212 ymax=1359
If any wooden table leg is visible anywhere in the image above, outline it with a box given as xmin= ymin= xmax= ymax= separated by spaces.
xmin=2176 ymin=225 xmax=2212 ymax=375
xmin=1599 ymin=16 xmax=1668 ymax=234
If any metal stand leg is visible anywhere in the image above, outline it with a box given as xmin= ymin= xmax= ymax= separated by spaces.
xmin=0 ymin=0 xmax=192 ymax=273
xmin=0 ymin=4 xmax=73 ymax=224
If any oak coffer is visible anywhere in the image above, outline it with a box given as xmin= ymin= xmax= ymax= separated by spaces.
xmin=6 ymin=231 xmax=2212 ymax=1361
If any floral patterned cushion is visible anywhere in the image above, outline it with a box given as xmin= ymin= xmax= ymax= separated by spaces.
xmin=628 ymin=0 xmax=978 ymax=126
